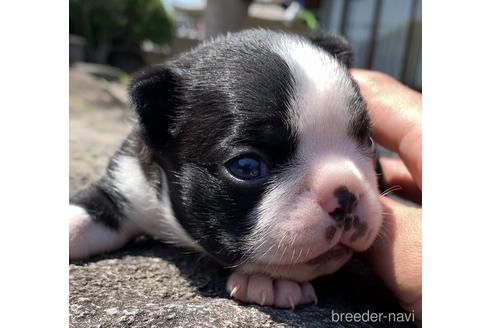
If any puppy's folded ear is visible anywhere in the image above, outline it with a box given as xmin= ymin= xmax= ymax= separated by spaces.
xmin=129 ymin=65 xmax=182 ymax=146
xmin=310 ymin=32 xmax=354 ymax=68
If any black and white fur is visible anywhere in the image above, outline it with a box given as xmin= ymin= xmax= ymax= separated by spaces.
xmin=70 ymin=29 xmax=383 ymax=308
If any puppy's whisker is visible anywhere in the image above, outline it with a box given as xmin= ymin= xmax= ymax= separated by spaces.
xmin=254 ymin=243 xmax=276 ymax=263
xmin=239 ymin=241 xmax=272 ymax=267
xmin=279 ymin=241 xmax=289 ymax=264
xmin=272 ymin=232 xmax=288 ymax=260
xmin=375 ymin=222 xmax=392 ymax=245
xmin=306 ymin=247 xmax=312 ymax=259
xmin=294 ymin=247 xmax=304 ymax=263
xmin=289 ymin=235 xmax=297 ymax=263
xmin=380 ymin=185 xmax=403 ymax=197
xmin=246 ymin=238 xmax=268 ymax=257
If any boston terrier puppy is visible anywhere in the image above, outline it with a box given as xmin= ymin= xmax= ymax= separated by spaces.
xmin=69 ymin=29 xmax=383 ymax=309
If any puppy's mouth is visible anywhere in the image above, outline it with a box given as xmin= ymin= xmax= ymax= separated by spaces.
xmin=245 ymin=214 xmax=378 ymax=268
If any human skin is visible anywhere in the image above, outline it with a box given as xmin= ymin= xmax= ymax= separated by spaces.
xmin=351 ymin=69 xmax=422 ymax=321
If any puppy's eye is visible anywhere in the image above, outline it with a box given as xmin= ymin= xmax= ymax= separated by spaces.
xmin=227 ymin=156 xmax=269 ymax=180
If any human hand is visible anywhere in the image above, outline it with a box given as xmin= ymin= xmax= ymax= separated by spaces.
xmin=351 ymin=69 xmax=422 ymax=321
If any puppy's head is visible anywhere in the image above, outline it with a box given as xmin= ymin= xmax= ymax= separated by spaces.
xmin=130 ymin=29 xmax=383 ymax=280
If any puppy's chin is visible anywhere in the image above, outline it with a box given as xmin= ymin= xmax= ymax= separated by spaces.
xmin=238 ymin=245 xmax=354 ymax=282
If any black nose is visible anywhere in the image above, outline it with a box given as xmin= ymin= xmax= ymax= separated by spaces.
xmin=329 ymin=186 xmax=358 ymax=222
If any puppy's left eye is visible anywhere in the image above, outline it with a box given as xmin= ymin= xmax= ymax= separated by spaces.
xmin=227 ymin=156 xmax=269 ymax=180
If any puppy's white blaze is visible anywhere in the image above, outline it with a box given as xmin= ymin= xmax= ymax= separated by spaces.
xmin=243 ymin=37 xmax=383 ymax=266
xmin=274 ymin=36 xmax=354 ymax=139
xmin=112 ymin=155 xmax=204 ymax=253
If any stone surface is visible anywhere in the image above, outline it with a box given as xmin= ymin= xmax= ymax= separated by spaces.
xmin=69 ymin=70 xmax=415 ymax=327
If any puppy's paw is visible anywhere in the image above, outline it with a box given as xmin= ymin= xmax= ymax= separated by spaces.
xmin=69 ymin=205 xmax=95 ymax=260
xmin=69 ymin=205 xmax=139 ymax=260
xmin=226 ymin=271 xmax=317 ymax=309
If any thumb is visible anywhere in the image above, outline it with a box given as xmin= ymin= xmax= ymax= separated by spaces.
xmin=364 ymin=197 xmax=422 ymax=319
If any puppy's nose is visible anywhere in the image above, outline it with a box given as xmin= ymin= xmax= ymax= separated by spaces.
xmin=322 ymin=185 xmax=359 ymax=222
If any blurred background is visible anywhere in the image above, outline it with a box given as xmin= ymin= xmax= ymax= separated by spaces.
xmin=69 ymin=0 xmax=421 ymax=90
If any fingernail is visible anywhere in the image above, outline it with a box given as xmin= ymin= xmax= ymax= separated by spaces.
xmin=312 ymin=293 xmax=318 ymax=306
xmin=230 ymin=286 xmax=239 ymax=298
xmin=288 ymin=296 xmax=295 ymax=310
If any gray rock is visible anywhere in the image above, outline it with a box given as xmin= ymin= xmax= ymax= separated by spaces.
xmin=69 ymin=70 xmax=414 ymax=328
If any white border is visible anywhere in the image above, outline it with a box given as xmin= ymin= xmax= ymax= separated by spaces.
xmin=1 ymin=1 xmax=492 ymax=327
xmin=425 ymin=1 xmax=492 ymax=327
xmin=0 ymin=1 xmax=68 ymax=327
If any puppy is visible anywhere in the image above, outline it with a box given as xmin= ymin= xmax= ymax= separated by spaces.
xmin=69 ymin=29 xmax=384 ymax=309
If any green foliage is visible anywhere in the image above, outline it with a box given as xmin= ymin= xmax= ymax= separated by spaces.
xmin=298 ymin=9 xmax=318 ymax=31
xmin=70 ymin=0 xmax=173 ymax=62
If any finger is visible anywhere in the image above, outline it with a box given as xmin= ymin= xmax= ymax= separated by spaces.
xmin=351 ymin=69 xmax=422 ymax=189
xmin=380 ymin=157 xmax=422 ymax=204
xmin=363 ymin=197 xmax=422 ymax=320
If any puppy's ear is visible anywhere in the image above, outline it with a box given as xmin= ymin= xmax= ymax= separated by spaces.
xmin=129 ymin=65 xmax=182 ymax=146
xmin=310 ymin=32 xmax=354 ymax=68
